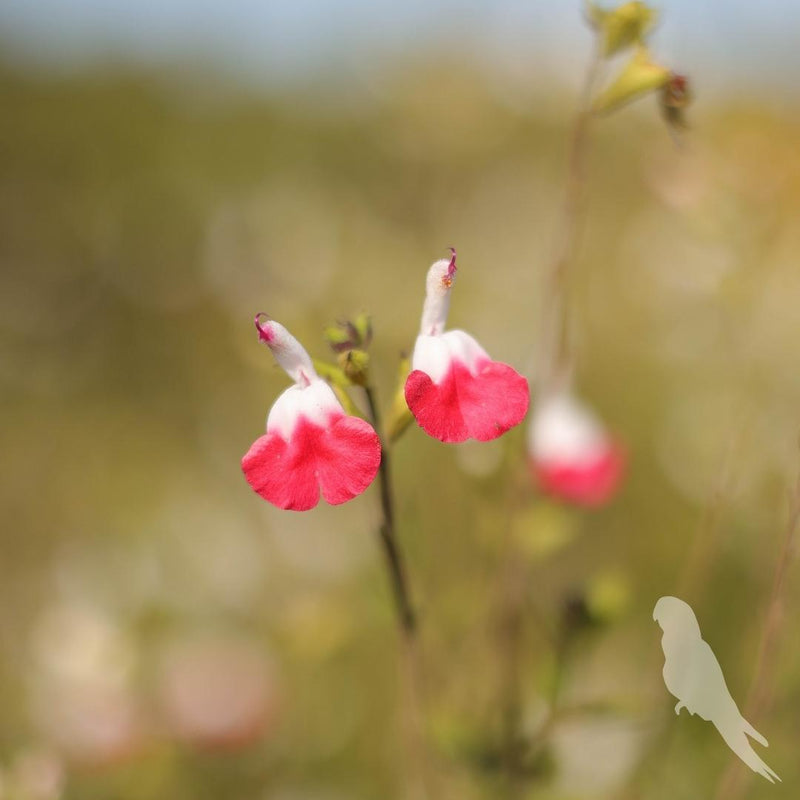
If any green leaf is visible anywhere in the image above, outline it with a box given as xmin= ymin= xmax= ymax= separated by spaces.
xmin=593 ymin=47 xmax=670 ymax=114
xmin=387 ymin=354 xmax=414 ymax=444
xmin=312 ymin=359 xmax=350 ymax=387
xmin=592 ymin=1 xmax=658 ymax=57
xmin=584 ymin=0 xmax=608 ymax=31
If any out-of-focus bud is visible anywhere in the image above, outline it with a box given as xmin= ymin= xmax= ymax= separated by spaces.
xmin=156 ymin=635 xmax=279 ymax=752
xmin=323 ymin=314 xmax=372 ymax=354
xmin=322 ymin=324 xmax=354 ymax=353
xmin=585 ymin=571 xmax=631 ymax=624
xmin=351 ymin=312 xmax=373 ymax=349
xmin=660 ymin=73 xmax=691 ymax=131
xmin=9 ymin=749 xmax=64 ymax=800
xmin=528 ymin=392 xmax=625 ymax=507
xmin=586 ymin=1 xmax=657 ymax=57
xmin=30 ymin=604 xmax=143 ymax=767
xmin=387 ymin=354 xmax=414 ymax=444
xmin=559 ymin=572 xmax=631 ymax=642
xmin=338 ymin=348 xmax=370 ymax=387
xmin=512 ymin=502 xmax=579 ymax=562
xmin=593 ymin=47 xmax=671 ymax=115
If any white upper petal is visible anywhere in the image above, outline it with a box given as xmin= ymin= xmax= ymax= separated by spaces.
xmin=261 ymin=320 xmax=318 ymax=386
xmin=528 ymin=393 xmax=609 ymax=463
xmin=266 ymin=378 xmax=343 ymax=439
xmin=419 ymin=258 xmax=455 ymax=336
xmin=411 ymin=329 xmax=490 ymax=384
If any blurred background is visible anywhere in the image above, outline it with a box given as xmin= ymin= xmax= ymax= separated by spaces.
xmin=2 ymin=1 xmax=800 ymax=798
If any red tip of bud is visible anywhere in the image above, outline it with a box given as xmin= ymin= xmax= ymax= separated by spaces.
xmin=442 ymin=247 xmax=457 ymax=288
xmin=254 ymin=313 xmax=274 ymax=344
xmin=663 ymin=73 xmax=690 ymax=107
xmin=447 ymin=247 xmax=457 ymax=277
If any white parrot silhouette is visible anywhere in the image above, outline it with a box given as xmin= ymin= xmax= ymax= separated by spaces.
xmin=653 ymin=596 xmax=780 ymax=783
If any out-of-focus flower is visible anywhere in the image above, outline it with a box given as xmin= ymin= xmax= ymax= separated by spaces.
xmin=242 ymin=316 xmax=381 ymax=511
xmin=156 ymin=635 xmax=279 ymax=751
xmin=404 ymin=250 xmax=529 ymax=443
xmin=528 ymin=393 xmax=625 ymax=507
xmin=8 ymin=749 xmax=64 ymax=800
xmin=29 ymin=604 xmax=143 ymax=767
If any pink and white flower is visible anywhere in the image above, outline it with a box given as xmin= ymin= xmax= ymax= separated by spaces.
xmin=404 ymin=250 xmax=529 ymax=443
xmin=528 ymin=392 xmax=625 ymax=507
xmin=242 ymin=315 xmax=381 ymax=511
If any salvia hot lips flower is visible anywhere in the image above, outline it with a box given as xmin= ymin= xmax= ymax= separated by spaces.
xmin=404 ymin=250 xmax=529 ymax=443
xmin=528 ymin=392 xmax=625 ymax=507
xmin=242 ymin=315 xmax=381 ymax=511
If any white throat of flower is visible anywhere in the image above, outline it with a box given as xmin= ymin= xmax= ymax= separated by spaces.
xmin=419 ymin=250 xmax=457 ymax=336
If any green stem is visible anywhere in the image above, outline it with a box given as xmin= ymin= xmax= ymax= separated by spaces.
xmin=364 ymin=385 xmax=416 ymax=636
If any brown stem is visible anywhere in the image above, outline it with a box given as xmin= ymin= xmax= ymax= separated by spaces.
xmin=364 ymin=384 xmax=417 ymax=636
xmin=713 ymin=465 xmax=800 ymax=800
xmin=539 ymin=45 xmax=604 ymax=394
xmin=497 ymin=528 xmax=528 ymax=798
xmin=364 ymin=384 xmax=434 ymax=799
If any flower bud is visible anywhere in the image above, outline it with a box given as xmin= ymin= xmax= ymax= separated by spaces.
xmin=338 ymin=348 xmax=370 ymax=387
xmin=324 ymin=313 xmax=373 ymax=353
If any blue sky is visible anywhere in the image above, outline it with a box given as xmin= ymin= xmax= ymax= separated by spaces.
xmin=0 ymin=1 xmax=798 ymax=98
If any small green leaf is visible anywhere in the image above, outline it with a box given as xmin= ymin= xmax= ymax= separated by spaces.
xmin=584 ymin=0 xmax=608 ymax=31
xmin=593 ymin=1 xmax=657 ymax=57
xmin=387 ymin=355 xmax=414 ymax=444
xmin=312 ymin=359 xmax=350 ymax=387
xmin=593 ymin=47 xmax=670 ymax=114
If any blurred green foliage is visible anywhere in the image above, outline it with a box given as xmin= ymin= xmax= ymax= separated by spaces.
xmin=1 ymin=44 xmax=800 ymax=800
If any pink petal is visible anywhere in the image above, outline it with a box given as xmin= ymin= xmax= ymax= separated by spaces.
xmin=242 ymin=415 xmax=381 ymax=511
xmin=533 ymin=444 xmax=625 ymax=507
xmin=405 ymin=359 xmax=530 ymax=443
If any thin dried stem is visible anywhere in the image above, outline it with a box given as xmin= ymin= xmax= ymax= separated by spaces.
xmin=713 ymin=463 xmax=800 ymax=800
xmin=678 ymin=414 xmax=746 ymax=601
xmin=538 ymin=44 xmax=604 ymax=394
